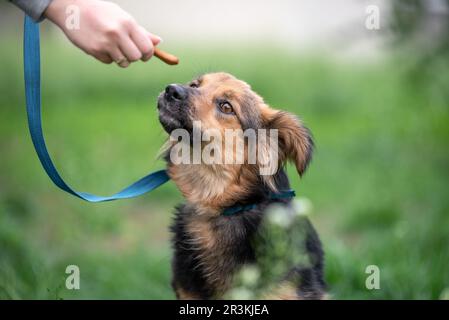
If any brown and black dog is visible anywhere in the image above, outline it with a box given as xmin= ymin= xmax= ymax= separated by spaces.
xmin=157 ymin=72 xmax=325 ymax=299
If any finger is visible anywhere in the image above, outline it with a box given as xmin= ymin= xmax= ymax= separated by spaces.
xmin=134 ymin=24 xmax=162 ymax=46
xmin=130 ymin=26 xmax=154 ymax=62
xmin=119 ymin=35 xmax=142 ymax=63
xmin=109 ymin=47 xmax=130 ymax=68
xmin=148 ymin=32 xmax=162 ymax=46
xmin=95 ymin=52 xmax=113 ymax=64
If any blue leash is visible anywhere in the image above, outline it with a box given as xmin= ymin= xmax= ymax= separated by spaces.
xmin=23 ymin=16 xmax=170 ymax=202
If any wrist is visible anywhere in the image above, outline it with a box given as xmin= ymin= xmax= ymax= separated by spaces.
xmin=44 ymin=0 xmax=82 ymax=27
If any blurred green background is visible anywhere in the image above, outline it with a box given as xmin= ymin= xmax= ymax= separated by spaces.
xmin=0 ymin=0 xmax=448 ymax=299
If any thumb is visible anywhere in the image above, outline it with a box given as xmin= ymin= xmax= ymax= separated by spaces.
xmin=148 ymin=33 xmax=163 ymax=46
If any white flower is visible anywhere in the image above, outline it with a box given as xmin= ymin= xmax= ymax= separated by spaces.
xmin=228 ymin=287 xmax=254 ymax=300
xmin=292 ymin=197 xmax=313 ymax=216
xmin=440 ymin=288 xmax=449 ymax=300
xmin=266 ymin=204 xmax=293 ymax=228
xmin=239 ymin=265 xmax=261 ymax=286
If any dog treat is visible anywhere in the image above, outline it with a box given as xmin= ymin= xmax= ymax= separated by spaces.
xmin=154 ymin=47 xmax=179 ymax=65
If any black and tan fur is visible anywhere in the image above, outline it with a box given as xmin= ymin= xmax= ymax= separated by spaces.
xmin=157 ymin=72 xmax=325 ymax=299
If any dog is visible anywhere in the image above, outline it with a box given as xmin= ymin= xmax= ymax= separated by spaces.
xmin=157 ymin=72 xmax=325 ymax=299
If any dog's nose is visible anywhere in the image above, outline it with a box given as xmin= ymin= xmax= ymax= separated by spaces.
xmin=165 ymin=84 xmax=187 ymax=101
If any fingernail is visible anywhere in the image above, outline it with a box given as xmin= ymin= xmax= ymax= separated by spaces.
xmin=154 ymin=35 xmax=163 ymax=45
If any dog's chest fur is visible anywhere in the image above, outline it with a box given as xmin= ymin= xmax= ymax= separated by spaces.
xmin=170 ymin=203 xmax=266 ymax=299
xmin=168 ymin=170 xmax=326 ymax=299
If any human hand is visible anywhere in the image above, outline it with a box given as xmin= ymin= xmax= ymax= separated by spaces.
xmin=44 ymin=0 xmax=162 ymax=67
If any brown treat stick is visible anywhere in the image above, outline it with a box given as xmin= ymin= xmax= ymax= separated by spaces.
xmin=154 ymin=47 xmax=179 ymax=65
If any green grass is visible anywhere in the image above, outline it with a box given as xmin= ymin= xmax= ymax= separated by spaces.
xmin=0 ymin=33 xmax=448 ymax=299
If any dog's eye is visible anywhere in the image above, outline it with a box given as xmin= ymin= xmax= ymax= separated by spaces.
xmin=189 ymin=81 xmax=199 ymax=88
xmin=218 ymin=101 xmax=234 ymax=115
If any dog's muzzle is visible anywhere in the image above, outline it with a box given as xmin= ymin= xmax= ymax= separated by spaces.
xmin=157 ymin=84 xmax=192 ymax=133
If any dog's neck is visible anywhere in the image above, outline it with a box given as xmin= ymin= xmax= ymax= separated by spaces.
xmin=167 ymin=163 xmax=262 ymax=214
xmin=167 ymin=163 xmax=290 ymax=215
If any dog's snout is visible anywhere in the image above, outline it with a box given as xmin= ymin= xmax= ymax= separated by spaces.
xmin=165 ymin=84 xmax=187 ymax=101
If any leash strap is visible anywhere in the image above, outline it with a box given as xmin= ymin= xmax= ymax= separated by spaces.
xmin=23 ymin=16 xmax=169 ymax=202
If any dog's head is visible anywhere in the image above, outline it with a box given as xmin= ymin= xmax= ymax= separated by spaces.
xmin=158 ymin=72 xmax=313 ymax=210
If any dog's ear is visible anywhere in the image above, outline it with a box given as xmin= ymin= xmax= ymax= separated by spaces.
xmin=267 ymin=110 xmax=314 ymax=176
